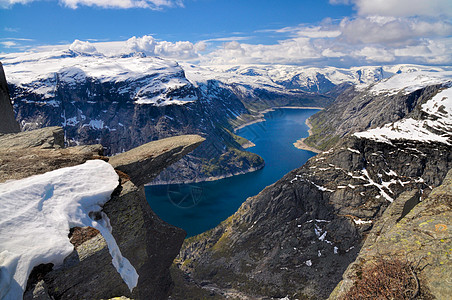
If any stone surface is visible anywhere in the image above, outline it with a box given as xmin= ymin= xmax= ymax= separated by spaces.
xmin=0 ymin=127 xmax=104 ymax=183
xmin=330 ymin=169 xmax=452 ymax=299
xmin=109 ymin=134 xmax=205 ymax=186
xmin=0 ymin=126 xmax=64 ymax=150
xmin=0 ymin=62 xmax=20 ymax=134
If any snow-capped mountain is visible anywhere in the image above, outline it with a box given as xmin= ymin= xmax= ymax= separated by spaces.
xmin=354 ymin=71 xmax=452 ymax=145
xmin=1 ymin=46 xmax=450 ymax=183
xmin=303 ymin=70 xmax=452 ymax=151
xmin=2 ymin=50 xmax=196 ymax=106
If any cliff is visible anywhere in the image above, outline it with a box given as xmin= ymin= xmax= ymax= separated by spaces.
xmin=0 ymin=126 xmax=204 ymax=299
xmin=0 ymin=62 xmax=20 ymax=134
xmin=176 ymin=72 xmax=452 ymax=299
xmin=329 ymin=169 xmax=452 ymax=299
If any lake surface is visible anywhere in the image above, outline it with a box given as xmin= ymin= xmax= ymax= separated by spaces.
xmin=145 ymin=108 xmax=319 ymax=237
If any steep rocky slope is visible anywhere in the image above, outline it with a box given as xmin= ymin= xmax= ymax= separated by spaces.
xmin=304 ymin=71 xmax=452 ymax=150
xmin=177 ymin=72 xmax=452 ymax=299
xmin=330 ymin=169 xmax=452 ymax=299
xmin=0 ymin=127 xmax=204 ymax=300
xmin=0 ymin=62 xmax=20 ymax=134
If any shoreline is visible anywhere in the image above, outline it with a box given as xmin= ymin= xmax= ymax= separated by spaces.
xmin=146 ymin=163 xmax=265 ymax=186
xmin=233 ymin=106 xmax=323 ymax=132
xmin=293 ymin=118 xmax=321 ymax=153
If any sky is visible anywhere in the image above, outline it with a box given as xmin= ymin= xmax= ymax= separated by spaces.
xmin=1 ymin=0 xmax=452 ymax=66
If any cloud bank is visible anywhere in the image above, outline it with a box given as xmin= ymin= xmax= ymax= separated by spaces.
xmin=330 ymin=0 xmax=452 ymax=17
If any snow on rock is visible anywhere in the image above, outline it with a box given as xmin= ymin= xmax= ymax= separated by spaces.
xmin=367 ymin=70 xmax=452 ymax=96
xmin=1 ymin=50 xmax=196 ymax=107
xmin=353 ymin=218 xmax=373 ymax=225
xmin=0 ymin=160 xmax=138 ymax=300
xmin=355 ymin=86 xmax=452 ymax=146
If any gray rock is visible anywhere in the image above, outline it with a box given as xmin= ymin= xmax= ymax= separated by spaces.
xmin=0 ymin=62 xmax=20 ymax=134
xmin=330 ymin=169 xmax=452 ymax=299
xmin=109 ymin=134 xmax=205 ymax=186
xmin=0 ymin=127 xmax=104 ymax=182
xmin=0 ymin=126 xmax=64 ymax=150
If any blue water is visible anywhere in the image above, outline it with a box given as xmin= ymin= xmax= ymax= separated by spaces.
xmin=145 ymin=108 xmax=319 ymax=237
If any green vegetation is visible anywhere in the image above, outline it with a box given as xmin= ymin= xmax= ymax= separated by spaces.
xmin=223 ymin=128 xmax=252 ymax=147
xmin=200 ymin=148 xmax=264 ymax=178
xmin=303 ymin=113 xmax=340 ymax=151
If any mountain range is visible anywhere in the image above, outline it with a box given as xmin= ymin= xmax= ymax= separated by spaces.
xmin=2 ymin=48 xmax=448 ymax=184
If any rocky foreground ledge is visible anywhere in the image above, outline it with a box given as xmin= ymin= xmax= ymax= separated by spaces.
xmin=0 ymin=126 xmax=204 ymax=300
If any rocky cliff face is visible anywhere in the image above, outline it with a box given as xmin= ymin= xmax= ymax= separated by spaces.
xmin=0 ymin=126 xmax=204 ymax=299
xmin=329 ymin=169 xmax=452 ymax=299
xmin=304 ymin=71 xmax=452 ymax=150
xmin=176 ymin=73 xmax=452 ymax=299
xmin=0 ymin=62 xmax=20 ymax=134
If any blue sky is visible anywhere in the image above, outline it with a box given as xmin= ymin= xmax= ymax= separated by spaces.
xmin=1 ymin=0 xmax=452 ymax=66
xmin=1 ymin=1 xmax=352 ymax=47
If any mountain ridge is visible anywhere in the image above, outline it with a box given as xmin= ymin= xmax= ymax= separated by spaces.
xmin=2 ymin=48 xmax=449 ymax=184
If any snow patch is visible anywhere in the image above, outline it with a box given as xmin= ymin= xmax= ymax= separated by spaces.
xmin=353 ymin=218 xmax=373 ymax=225
xmin=355 ymin=86 xmax=452 ymax=145
xmin=0 ymin=160 xmax=138 ymax=299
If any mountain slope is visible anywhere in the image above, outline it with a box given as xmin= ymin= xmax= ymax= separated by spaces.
xmin=177 ymin=72 xmax=452 ymax=299
xmin=304 ymin=71 xmax=452 ymax=150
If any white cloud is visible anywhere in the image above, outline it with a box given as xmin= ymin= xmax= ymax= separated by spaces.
xmin=0 ymin=41 xmax=17 ymax=48
xmin=339 ymin=17 xmax=452 ymax=45
xmin=0 ymin=0 xmax=183 ymax=9
xmin=127 ymin=35 xmax=156 ymax=54
xmin=330 ymin=0 xmax=452 ymax=17
xmin=125 ymin=35 xmax=199 ymax=59
xmin=353 ymin=46 xmax=395 ymax=62
xmin=4 ymin=27 xmax=19 ymax=32
xmin=264 ymin=24 xmax=341 ymax=39
xmin=155 ymin=40 xmax=199 ymax=59
xmin=69 ymin=39 xmax=97 ymax=53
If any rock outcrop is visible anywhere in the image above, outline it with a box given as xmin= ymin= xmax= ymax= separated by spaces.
xmin=109 ymin=135 xmax=205 ymax=187
xmin=0 ymin=126 xmax=204 ymax=299
xmin=330 ymin=168 xmax=452 ymax=299
xmin=0 ymin=127 xmax=105 ymax=182
xmin=0 ymin=62 xmax=20 ymax=134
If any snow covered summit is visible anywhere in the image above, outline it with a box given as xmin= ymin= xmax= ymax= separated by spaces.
xmin=354 ymin=71 xmax=452 ymax=145
xmin=1 ymin=49 xmax=196 ymax=106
